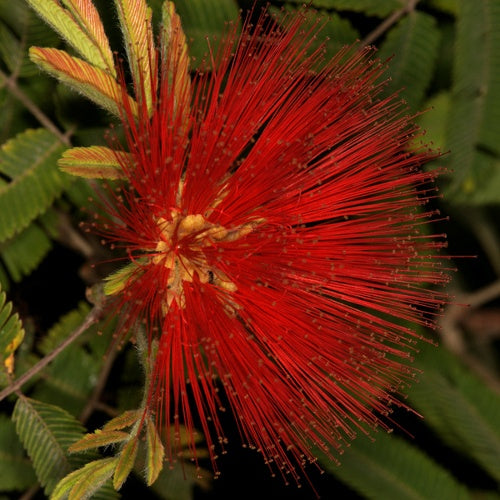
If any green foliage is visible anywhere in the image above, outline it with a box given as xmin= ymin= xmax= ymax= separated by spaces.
xmin=24 ymin=0 xmax=115 ymax=74
xmin=0 ymin=415 xmax=36 ymax=492
xmin=51 ymin=457 xmax=119 ymax=500
xmin=414 ymin=92 xmax=450 ymax=151
xmin=30 ymin=303 xmax=112 ymax=415
xmin=443 ymin=0 xmax=500 ymax=203
xmin=12 ymin=396 xmax=88 ymax=495
xmin=378 ymin=11 xmax=441 ymax=112
xmin=0 ymin=285 xmax=24 ymax=385
xmin=409 ymin=342 xmax=500 ymax=482
xmin=271 ymin=5 xmax=359 ymax=60
xmin=322 ymin=431 xmax=470 ymax=500
xmin=0 ymin=128 xmax=69 ymax=242
xmin=0 ymin=222 xmax=52 ymax=282
xmin=0 ymin=0 xmax=61 ymax=77
xmin=282 ymin=0 xmax=404 ymax=17
xmin=173 ymin=0 xmax=240 ymax=65
xmin=0 ymin=0 xmax=499 ymax=499
xmin=12 ymin=397 xmax=119 ymax=499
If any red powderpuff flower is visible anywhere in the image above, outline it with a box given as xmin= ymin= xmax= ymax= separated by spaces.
xmin=76 ymin=5 xmax=450 ymax=485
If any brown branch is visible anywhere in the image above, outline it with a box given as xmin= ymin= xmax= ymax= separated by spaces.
xmin=79 ymin=343 xmax=119 ymax=423
xmin=361 ymin=0 xmax=420 ymax=47
xmin=0 ymin=68 xmax=71 ymax=146
xmin=0 ymin=305 xmax=103 ymax=403
xmin=440 ymin=279 xmax=500 ymax=395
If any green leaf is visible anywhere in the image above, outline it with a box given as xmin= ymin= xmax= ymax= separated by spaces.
xmin=414 ymin=92 xmax=451 ymax=152
xmin=0 ymin=415 xmax=36 ymax=491
xmin=409 ymin=342 xmax=500 ymax=482
xmin=104 ymin=262 xmax=142 ymax=296
xmin=0 ymin=286 xmax=24 ymax=381
xmin=0 ymin=0 xmax=61 ymax=77
xmin=24 ymin=0 xmax=114 ymax=74
xmin=37 ymin=302 xmax=91 ymax=356
xmin=113 ymin=0 xmax=155 ymax=113
xmin=12 ymin=397 xmax=86 ymax=495
xmin=271 ymin=6 xmax=359 ymax=60
xmin=424 ymin=0 xmax=458 ymax=15
xmin=113 ymin=437 xmax=139 ymax=490
xmin=145 ymin=417 xmax=165 ymax=485
xmin=51 ymin=457 xmax=119 ymax=500
xmin=378 ymin=11 xmax=441 ymax=112
xmin=444 ymin=0 xmax=500 ymax=203
xmin=0 ymin=128 xmax=69 ymax=242
xmin=31 ymin=333 xmax=105 ymax=415
xmin=0 ymin=223 xmax=52 ymax=282
xmin=280 ymin=0 xmax=404 ymax=17
xmin=69 ymin=430 xmax=130 ymax=453
xmin=173 ymin=0 xmax=240 ymax=66
xmin=29 ymin=47 xmax=137 ymax=118
xmin=58 ymin=146 xmax=130 ymax=179
xmin=322 ymin=431 xmax=471 ymax=500
xmin=102 ymin=410 xmax=141 ymax=432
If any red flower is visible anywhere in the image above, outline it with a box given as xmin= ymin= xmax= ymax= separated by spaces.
xmin=96 ymin=8 xmax=448 ymax=484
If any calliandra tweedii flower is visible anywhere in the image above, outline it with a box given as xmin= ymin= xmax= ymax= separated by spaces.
xmin=30 ymin=0 xmax=449 ymax=486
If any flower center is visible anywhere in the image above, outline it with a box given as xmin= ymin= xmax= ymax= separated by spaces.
xmin=154 ymin=211 xmax=260 ymax=310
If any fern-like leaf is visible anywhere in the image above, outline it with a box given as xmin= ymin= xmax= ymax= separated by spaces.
xmin=29 ymin=47 xmax=137 ymax=118
xmin=69 ymin=430 xmax=130 ymax=452
xmin=145 ymin=417 xmax=164 ymax=486
xmin=58 ymin=146 xmax=130 ymax=179
xmin=60 ymin=0 xmax=116 ymax=75
xmin=25 ymin=0 xmax=114 ymax=73
xmin=0 ymin=415 xmax=36 ymax=491
xmin=12 ymin=396 xmax=87 ymax=495
xmin=409 ymin=342 xmax=500 ymax=482
xmin=51 ymin=457 xmax=119 ymax=500
xmin=114 ymin=0 xmax=155 ymax=113
xmin=0 ymin=223 xmax=52 ymax=283
xmin=0 ymin=128 xmax=68 ymax=242
xmin=0 ymin=0 xmax=61 ymax=78
xmin=161 ymin=1 xmax=191 ymax=126
xmin=378 ymin=10 xmax=441 ymax=112
xmin=282 ymin=0 xmax=403 ymax=18
xmin=321 ymin=431 xmax=471 ymax=500
xmin=444 ymin=0 xmax=500 ymax=203
xmin=0 ymin=285 xmax=25 ymax=381
xmin=173 ymin=0 xmax=240 ymax=66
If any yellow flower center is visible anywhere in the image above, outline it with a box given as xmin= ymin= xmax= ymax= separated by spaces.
xmin=154 ymin=211 xmax=261 ymax=310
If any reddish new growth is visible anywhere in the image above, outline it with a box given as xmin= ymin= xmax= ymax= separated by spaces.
xmin=99 ymin=9 xmax=448 ymax=484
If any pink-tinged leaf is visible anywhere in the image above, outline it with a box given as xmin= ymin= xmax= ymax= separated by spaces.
xmin=145 ymin=417 xmax=165 ymax=485
xmin=59 ymin=146 xmax=132 ymax=179
xmin=68 ymin=430 xmax=130 ymax=452
xmin=114 ymin=0 xmax=156 ymax=114
xmin=161 ymin=1 xmax=191 ymax=125
xmin=113 ymin=437 xmax=139 ymax=490
xmin=102 ymin=410 xmax=141 ymax=431
xmin=29 ymin=47 xmax=137 ymax=118
xmin=25 ymin=0 xmax=112 ymax=73
xmin=61 ymin=0 xmax=116 ymax=76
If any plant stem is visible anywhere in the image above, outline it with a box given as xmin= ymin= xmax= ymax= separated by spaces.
xmin=361 ymin=0 xmax=420 ymax=47
xmin=0 ymin=305 xmax=103 ymax=403
xmin=0 ymin=68 xmax=71 ymax=146
xmin=79 ymin=343 xmax=119 ymax=423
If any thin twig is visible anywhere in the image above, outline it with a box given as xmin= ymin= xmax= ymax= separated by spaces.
xmin=440 ymin=279 xmax=500 ymax=395
xmin=0 ymin=305 xmax=103 ymax=403
xmin=79 ymin=343 xmax=120 ymax=423
xmin=18 ymin=483 xmax=40 ymax=500
xmin=0 ymin=68 xmax=71 ymax=146
xmin=361 ymin=0 xmax=420 ymax=47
